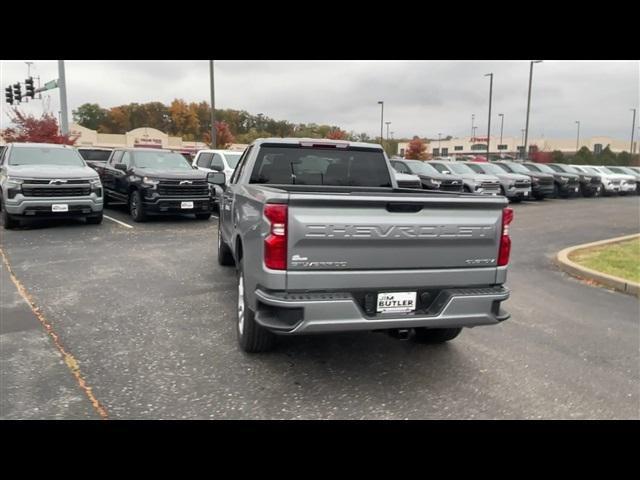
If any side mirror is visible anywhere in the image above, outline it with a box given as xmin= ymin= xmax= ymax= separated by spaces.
xmin=207 ymin=171 xmax=226 ymax=186
xmin=114 ymin=163 xmax=127 ymax=172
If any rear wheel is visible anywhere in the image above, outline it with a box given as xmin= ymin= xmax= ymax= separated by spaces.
xmin=236 ymin=261 xmax=276 ymax=353
xmin=129 ymin=190 xmax=147 ymax=222
xmin=413 ymin=327 xmax=462 ymax=344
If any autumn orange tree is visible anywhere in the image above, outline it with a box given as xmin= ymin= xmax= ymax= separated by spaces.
xmin=1 ymin=109 xmax=78 ymax=144
xmin=325 ymin=128 xmax=348 ymax=140
xmin=203 ymin=121 xmax=235 ymax=149
xmin=404 ymin=136 xmax=429 ymax=160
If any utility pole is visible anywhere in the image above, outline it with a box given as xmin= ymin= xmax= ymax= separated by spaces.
xmin=631 ymin=108 xmax=637 ymax=154
xmin=438 ymin=132 xmax=442 ymax=152
xmin=575 ymin=121 xmax=580 ymax=152
xmin=58 ymin=60 xmax=69 ymax=135
xmin=209 ymin=60 xmax=216 ymax=148
xmin=485 ymin=73 xmax=493 ymax=161
xmin=378 ymin=101 xmax=384 ymax=145
xmin=471 ymin=113 xmax=475 ymax=138
xmin=498 ymin=113 xmax=504 ymax=145
xmin=524 ymin=60 xmax=542 ymax=161
xmin=385 ymin=121 xmax=391 ymax=142
xmin=521 ymin=129 xmax=525 ymax=159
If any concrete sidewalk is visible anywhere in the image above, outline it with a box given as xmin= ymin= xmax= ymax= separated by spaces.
xmin=0 ymin=253 xmax=97 ymax=419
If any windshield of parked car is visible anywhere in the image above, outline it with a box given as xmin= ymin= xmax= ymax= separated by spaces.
xmin=547 ymin=164 xmax=567 ymax=173
xmin=432 ymin=162 xmax=473 ymax=175
xmin=131 ymin=151 xmax=193 ymax=170
xmin=598 ymin=166 xmax=615 ymax=175
xmin=606 ymin=167 xmax=626 ymax=174
xmin=78 ymin=149 xmax=112 ymax=162
xmin=224 ymin=153 xmax=242 ymax=169
xmin=501 ymin=162 xmax=529 ymax=174
xmin=404 ymin=160 xmax=439 ymax=176
xmin=530 ymin=163 xmax=556 ymax=174
xmin=9 ymin=147 xmax=85 ymax=166
xmin=249 ymin=146 xmax=392 ymax=187
xmin=468 ymin=162 xmax=504 ymax=175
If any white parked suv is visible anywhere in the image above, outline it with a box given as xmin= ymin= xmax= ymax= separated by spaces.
xmin=192 ymin=149 xmax=244 ymax=205
xmin=572 ymin=165 xmax=636 ymax=195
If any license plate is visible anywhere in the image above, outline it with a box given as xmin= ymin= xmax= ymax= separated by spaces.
xmin=574 ymin=187 xmax=579 ymax=192
xmin=377 ymin=291 xmax=417 ymax=313
xmin=51 ymin=204 xmax=68 ymax=212
xmin=524 ymin=191 xmax=529 ymax=196
xmin=181 ymin=201 xmax=194 ymax=209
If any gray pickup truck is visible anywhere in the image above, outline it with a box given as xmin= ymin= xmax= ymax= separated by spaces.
xmin=209 ymin=138 xmax=513 ymax=352
xmin=1 ymin=143 xmax=104 ymax=229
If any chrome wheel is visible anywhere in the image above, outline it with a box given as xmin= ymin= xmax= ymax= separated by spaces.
xmin=237 ymin=274 xmax=245 ymax=335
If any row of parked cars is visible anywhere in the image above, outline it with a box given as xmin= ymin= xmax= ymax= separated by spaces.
xmin=1 ymin=142 xmax=638 ymax=230
xmin=389 ymin=157 xmax=640 ymax=201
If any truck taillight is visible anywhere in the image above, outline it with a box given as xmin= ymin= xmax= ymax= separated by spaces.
xmin=264 ymin=204 xmax=288 ymax=270
xmin=498 ymin=207 xmax=513 ymax=266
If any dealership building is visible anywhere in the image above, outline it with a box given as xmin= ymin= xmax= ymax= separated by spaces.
xmin=396 ymin=135 xmax=636 ymax=158
xmin=0 ymin=124 xmax=247 ymax=152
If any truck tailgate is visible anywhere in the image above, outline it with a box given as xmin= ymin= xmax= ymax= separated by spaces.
xmin=286 ymin=191 xmax=507 ymax=271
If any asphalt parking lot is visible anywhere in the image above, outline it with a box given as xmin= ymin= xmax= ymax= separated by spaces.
xmin=1 ymin=195 xmax=639 ymax=419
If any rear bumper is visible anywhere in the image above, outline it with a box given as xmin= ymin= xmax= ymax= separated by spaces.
xmin=253 ymin=285 xmax=510 ymax=334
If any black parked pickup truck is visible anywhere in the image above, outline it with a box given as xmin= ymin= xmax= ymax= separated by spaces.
xmin=95 ymin=148 xmax=214 ymax=222
xmin=547 ymin=163 xmax=602 ymax=197
xmin=522 ymin=162 xmax=580 ymax=198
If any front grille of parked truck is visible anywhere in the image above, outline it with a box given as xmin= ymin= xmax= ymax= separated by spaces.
xmin=157 ymin=180 xmax=209 ymax=197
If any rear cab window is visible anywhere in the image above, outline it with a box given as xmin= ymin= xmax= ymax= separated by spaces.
xmin=249 ymin=144 xmax=391 ymax=187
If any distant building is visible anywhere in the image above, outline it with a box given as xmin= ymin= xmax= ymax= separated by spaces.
xmin=396 ymin=135 xmax=637 ymax=158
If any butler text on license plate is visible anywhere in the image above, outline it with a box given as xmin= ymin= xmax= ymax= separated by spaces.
xmin=181 ymin=201 xmax=194 ymax=209
xmin=377 ymin=292 xmax=417 ymax=313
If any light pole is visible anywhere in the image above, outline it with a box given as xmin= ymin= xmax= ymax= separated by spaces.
xmin=521 ymin=129 xmax=525 ymax=159
xmin=498 ymin=113 xmax=504 ymax=146
xmin=631 ymin=108 xmax=637 ymax=154
xmin=524 ymin=60 xmax=543 ymax=160
xmin=57 ymin=60 xmax=69 ymax=136
xmin=472 ymin=126 xmax=477 ymax=138
xmin=209 ymin=60 xmax=216 ymax=148
xmin=471 ymin=113 xmax=475 ymax=138
xmin=575 ymin=121 xmax=580 ymax=152
xmin=385 ymin=121 xmax=391 ymax=142
xmin=378 ymin=101 xmax=384 ymax=145
xmin=485 ymin=73 xmax=493 ymax=161
xmin=438 ymin=133 xmax=442 ymax=154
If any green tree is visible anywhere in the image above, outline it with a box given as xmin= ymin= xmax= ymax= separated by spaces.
xmin=550 ymin=150 xmax=566 ymax=163
xmin=572 ymin=146 xmax=594 ymax=164
xmin=72 ymin=103 xmax=108 ymax=131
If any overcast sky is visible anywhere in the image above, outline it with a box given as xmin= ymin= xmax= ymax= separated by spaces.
xmin=1 ymin=60 xmax=638 ymax=140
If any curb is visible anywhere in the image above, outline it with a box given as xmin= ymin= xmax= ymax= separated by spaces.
xmin=554 ymin=233 xmax=640 ymax=297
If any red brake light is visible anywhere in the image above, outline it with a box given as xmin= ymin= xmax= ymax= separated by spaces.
xmin=264 ymin=204 xmax=288 ymax=270
xmin=498 ymin=207 xmax=513 ymax=266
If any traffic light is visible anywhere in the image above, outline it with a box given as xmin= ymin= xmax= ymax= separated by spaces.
xmin=4 ymin=86 xmax=13 ymax=105
xmin=13 ymin=83 xmax=22 ymax=103
xmin=25 ymin=77 xmax=35 ymax=98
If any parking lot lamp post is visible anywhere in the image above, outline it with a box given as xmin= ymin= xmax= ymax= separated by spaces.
xmin=521 ymin=129 xmax=525 ymax=159
xmin=524 ymin=60 xmax=543 ymax=160
xmin=498 ymin=113 xmax=504 ymax=146
xmin=209 ymin=61 xmax=216 ymax=148
xmin=471 ymin=113 xmax=475 ymax=138
xmin=485 ymin=73 xmax=493 ymax=161
xmin=575 ymin=121 xmax=580 ymax=152
xmin=385 ymin=121 xmax=391 ymax=142
xmin=631 ymin=108 xmax=637 ymax=154
xmin=438 ymin=132 xmax=442 ymax=153
xmin=57 ymin=60 xmax=69 ymax=136
xmin=378 ymin=101 xmax=384 ymax=145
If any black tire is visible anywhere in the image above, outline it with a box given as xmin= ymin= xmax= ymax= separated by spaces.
xmin=195 ymin=213 xmax=211 ymax=220
xmin=236 ymin=261 xmax=276 ymax=353
xmin=463 ymin=185 xmax=472 ymax=193
xmin=413 ymin=327 xmax=462 ymax=344
xmin=102 ymin=193 xmax=110 ymax=208
xmin=2 ymin=204 xmax=19 ymax=229
xmin=86 ymin=212 xmax=103 ymax=224
xmin=533 ymin=193 xmax=545 ymax=200
xmin=217 ymin=218 xmax=235 ymax=266
xmin=129 ymin=190 xmax=147 ymax=222
xmin=552 ymin=183 xmax=560 ymax=198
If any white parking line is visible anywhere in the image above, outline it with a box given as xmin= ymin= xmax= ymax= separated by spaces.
xmin=104 ymin=215 xmax=134 ymax=229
